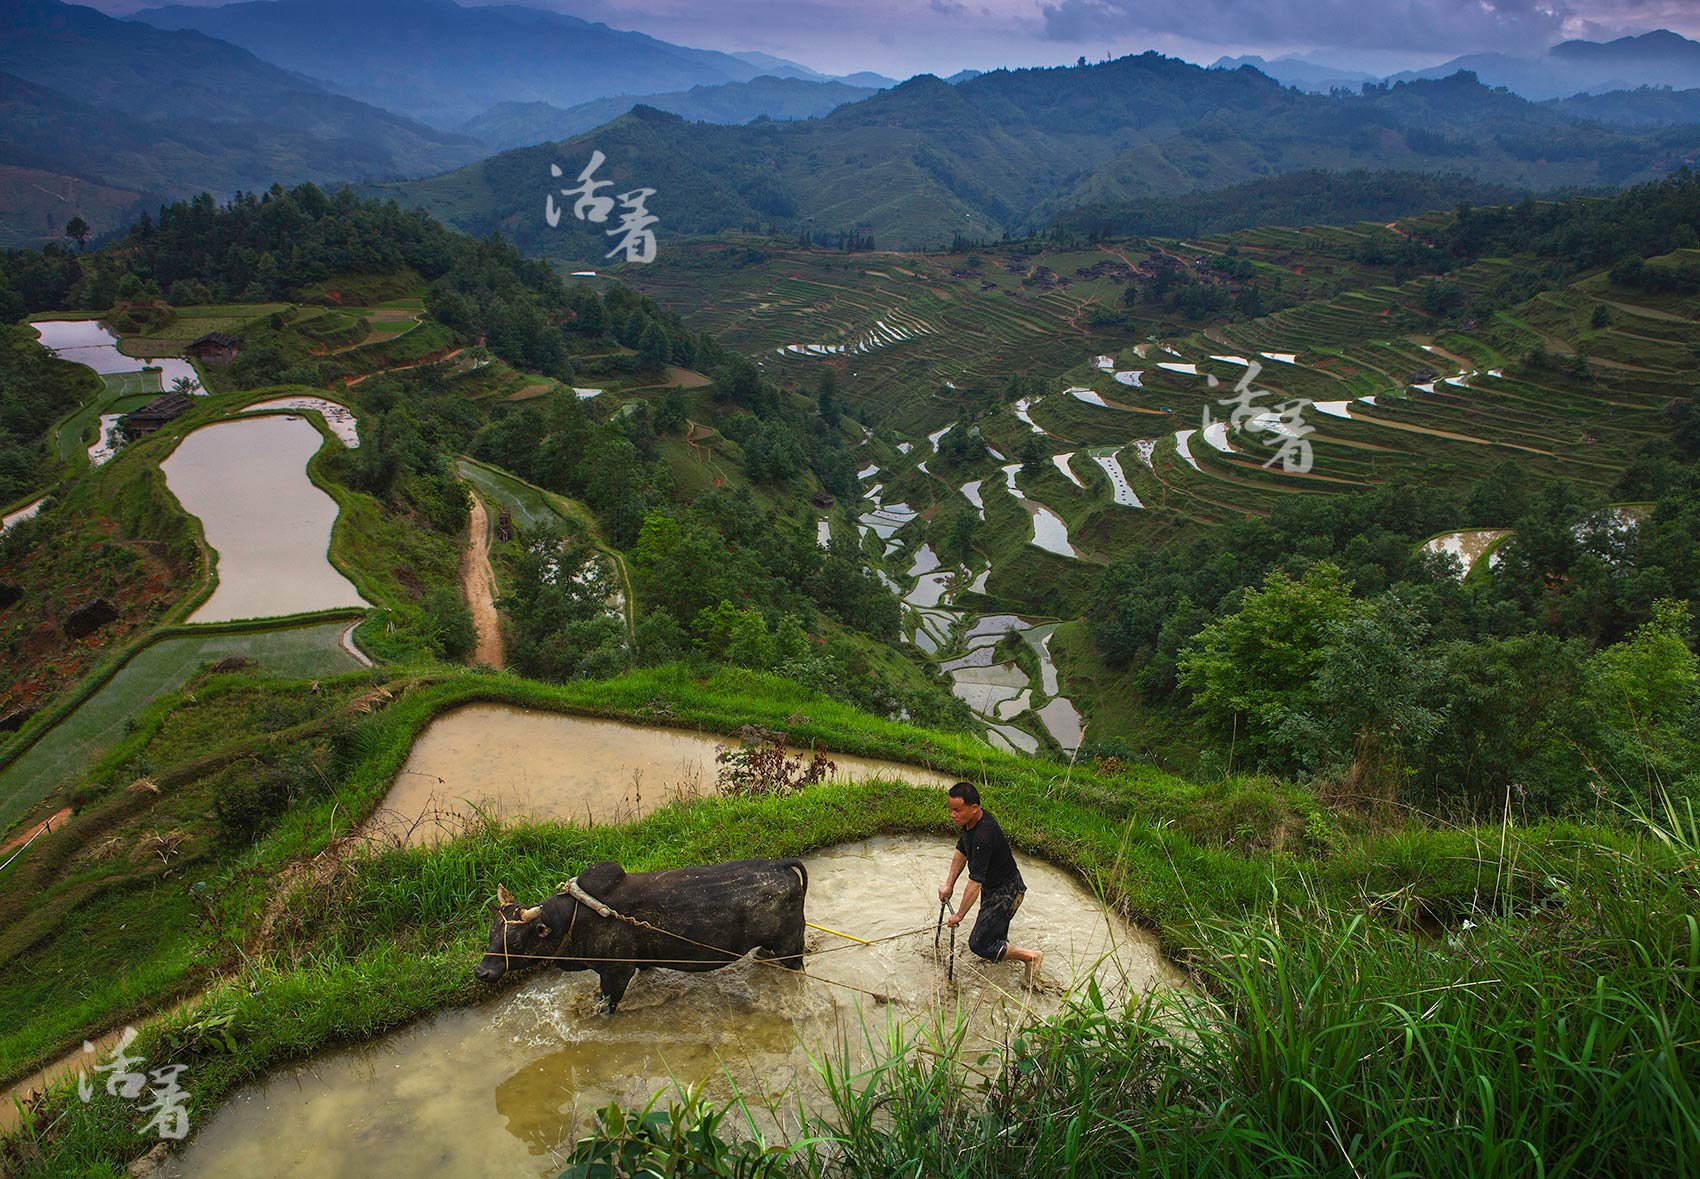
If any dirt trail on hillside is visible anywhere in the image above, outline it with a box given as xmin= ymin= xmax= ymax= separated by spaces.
xmin=461 ymin=490 xmax=504 ymax=669
xmin=0 ymin=806 xmax=71 ymax=857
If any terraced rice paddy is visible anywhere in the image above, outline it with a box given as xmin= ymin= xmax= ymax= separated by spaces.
xmin=158 ymin=835 xmax=1172 ymax=1178
xmin=650 ymin=231 xmax=1690 ymax=753
xmin=0 ymin=621 xmax=363 ymax=833
xmin=238 ymin=397 xmax=360 ymax=448
xmin=161 ymin=417 xmax=368 ymax=623
xmin=1423 ymin=529 xmax=1511 ymax=577
xmin=1090 ymin=451 xmax=1142 ymax=508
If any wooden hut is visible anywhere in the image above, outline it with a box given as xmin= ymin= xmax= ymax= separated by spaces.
xmin=120 ymin=392 xmax=195 ymax=436
xmin=185 ymin=331 xmax=240 ymax=365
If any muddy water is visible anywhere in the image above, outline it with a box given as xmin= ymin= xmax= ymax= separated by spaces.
xmin=160 ymin=836 xmax=1180 ymax=1179
xmin=240 ymin=398 xmax=360 ymax=448
xmin=1 ymin=495 xmax=45 ymax=532
xmin=1423 ymin=529 xmax=1510 ymax=577
xmin=87 ymin=412 xmax=124 ymax=467
xmin=369 ymin=706 xmax=956 ymax=844
xmin=32 ymin=319 xmax=200 ymax=389
xmin=161 ymin=416 xmax=368 ymax=623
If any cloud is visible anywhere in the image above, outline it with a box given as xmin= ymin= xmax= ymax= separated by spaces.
xmin=1039 ymin=0 xmax=1572 ymax=55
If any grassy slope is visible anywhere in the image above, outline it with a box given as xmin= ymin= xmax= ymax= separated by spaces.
xmin=0 ymin=622 xmax=362 ymax=834
xmin=633 ymin=230 xmax=1697 ymax=760
xmin=3 ymin=661 xmax=1665 ymax=1175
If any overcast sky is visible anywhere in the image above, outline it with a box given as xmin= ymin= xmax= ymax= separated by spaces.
xmin=83 ymin=0 xmax=1700 ymax=79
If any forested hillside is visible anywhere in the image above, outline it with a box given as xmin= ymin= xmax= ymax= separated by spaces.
xmin=0 ymin=68 xmax=1697 ymax=1176
xmin=378 ymin=57 xmax=1700 ymax=257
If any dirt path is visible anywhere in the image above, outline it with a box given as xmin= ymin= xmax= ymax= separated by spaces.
xmin=0 ymin=805 xmax=71 ymax=858
xmin=342 ymin=347 xmax=464 ymax=388
xmin=460 ymin=490 xmax=504 ymax=669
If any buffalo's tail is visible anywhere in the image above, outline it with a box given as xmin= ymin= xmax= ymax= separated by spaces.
xmin=785 ymin=858 xmax=808 ymax=895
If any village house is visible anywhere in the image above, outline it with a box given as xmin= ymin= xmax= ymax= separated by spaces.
xmin=185 ymin=331 xmax=240 ymax=365
xmin=119 ymin=391 xmax=195 ymax=437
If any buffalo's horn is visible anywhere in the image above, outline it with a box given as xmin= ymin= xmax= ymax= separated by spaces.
xmin=519 ymin=904 xmax=543 ymax=922
xmin=497 ymin=884 xmax=516 ymax=906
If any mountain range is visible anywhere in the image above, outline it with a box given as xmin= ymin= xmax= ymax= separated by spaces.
xmin=461 ymin=76 xmax=883 ymax=153
xmin=9 ymin=0 xmax=1700 ymax=256
xmin=1224 ymin=30 xmax=1700 ymax=101
xmin=375 ymin=57 xmax=1700 ymax=257
xmin=127 ymin=0 xmax=874 ymax=130
xmin=0 ymin=0 xmax=486 ymax=244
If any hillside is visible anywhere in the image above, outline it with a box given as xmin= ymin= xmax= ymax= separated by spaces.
xmin=1388 ymin=29 xmax=1700 ymax=100
xmin=461 ymin=75 xmax=882 ymax=152
xmin=0 ymin=175 xmax=1695 ymax=1179
xmin=376 ymin=56 xmax=1700 ymax=257
xmin=131 ymin=0 xmax=803 ymax=130
xmin=0 ymin=0 xmax=485 ymax=246
xmin=627 ymin=176 xmax=1700 ymax=773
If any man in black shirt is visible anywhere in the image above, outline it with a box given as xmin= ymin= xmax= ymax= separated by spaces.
xmin=939 ymin=781 xmax=1042 ymax=987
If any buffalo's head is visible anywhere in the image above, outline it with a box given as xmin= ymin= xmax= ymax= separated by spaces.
xmin=475 ymin=884 xmax=556 ymax=983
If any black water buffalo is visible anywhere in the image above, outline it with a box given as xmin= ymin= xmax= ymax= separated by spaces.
xmin=475 ymin=857 xmax=808 ymax=1013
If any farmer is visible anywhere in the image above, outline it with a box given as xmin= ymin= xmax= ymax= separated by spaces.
xmin=938 ymin=781 xmax=1043 ymax=987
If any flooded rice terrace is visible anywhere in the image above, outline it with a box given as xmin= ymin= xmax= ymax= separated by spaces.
xmin=31 ymin=319 xmax=199 ymax=387
xmin=160 ymin=836 xmax=1180 ymax=1179
xmin=367 ymin=705 xmax=956 ymax=844
xmin=160 ymin=416 xmax=368 ymax=622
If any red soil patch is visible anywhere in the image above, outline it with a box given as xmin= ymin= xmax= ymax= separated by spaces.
xmin=0 ymin=807 xmax=72 ymax=856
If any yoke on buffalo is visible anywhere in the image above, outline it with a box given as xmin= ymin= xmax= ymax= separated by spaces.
xmin=475 ymin=857 xmax=809 ymax=1014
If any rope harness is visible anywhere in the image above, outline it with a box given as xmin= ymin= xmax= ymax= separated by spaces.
xmin=489 ymin=877 xmax=942 ymax=1006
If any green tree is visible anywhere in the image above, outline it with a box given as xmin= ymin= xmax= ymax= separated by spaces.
xmin=944 ymin=509 xmax=979 ymax=565
xmin=655 ymin=388 xmax=688 ymax=434
xmin=1584 ymin=599 xmax=1700 ymax=806
xmin=1177 ymin=563 xmax=1361 ymax=760
xmin=691 ymin=599 xmax=743 ymax=657
xmin=423 ymin=586 xmax=477 ymax=662
xmin=637 ymin=320 xmax=671 ymax=370
xmin=817 ymin=369 xmax=839 ymax=426
xmin=1267 ymin=592 xmax=1444 ymax=796
xmin=633 ymin=608 xmax=688 ymax=666
xmin=1018 ymin=432 xmax=1048 ymax=477
xmin=727 ymin=608 xmax=776 ymax=670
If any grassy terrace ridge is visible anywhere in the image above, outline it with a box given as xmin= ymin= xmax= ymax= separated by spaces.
xmin=1 ymin=664 xmax=1690 ymax=1176
xmin=456 ymin=455 xmax=638 ymax=638
xmin=629 ymin=226 xmax=1696 ymax=648
xmin=0 ymin=617 xmax=364 ymax=835
xmin=0 ymin=375 xmax=464 ymax=839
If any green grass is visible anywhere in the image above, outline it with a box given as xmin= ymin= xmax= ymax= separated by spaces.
xmin=52 ymin=371 xmax=159 ymax=465
xmin=3 ymin=662 xmax=1640 ymax=1178
xmin=0 ymin=622 xmax=364 ymax=834
xmin=553 ymin=799 xmax=1700 ymax=1179
xmin=788 ymin=862 xmax=1699 ymax=1176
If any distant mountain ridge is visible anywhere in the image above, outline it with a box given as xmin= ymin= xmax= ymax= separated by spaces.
xmin=1388 ymin=29 xmax=1700 ymax=100
xmin=1211 ymin=54 xmax=1377 ymax=93
xmin=462 ymin=75 xmax=882 ymax=152
xmin=0 ymin=0 xmax=487 ymax=245
xmin=129 ymin=0 xmax=838 ymax=129
xmin=1220 ymin=30 xmax=1700 ymax=102
xmin=377 ymin=54 xmax=1700 ymax=258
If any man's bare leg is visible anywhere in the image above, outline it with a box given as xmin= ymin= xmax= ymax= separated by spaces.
xmin=1004 ymin=944 xmax=1043 ymax=987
